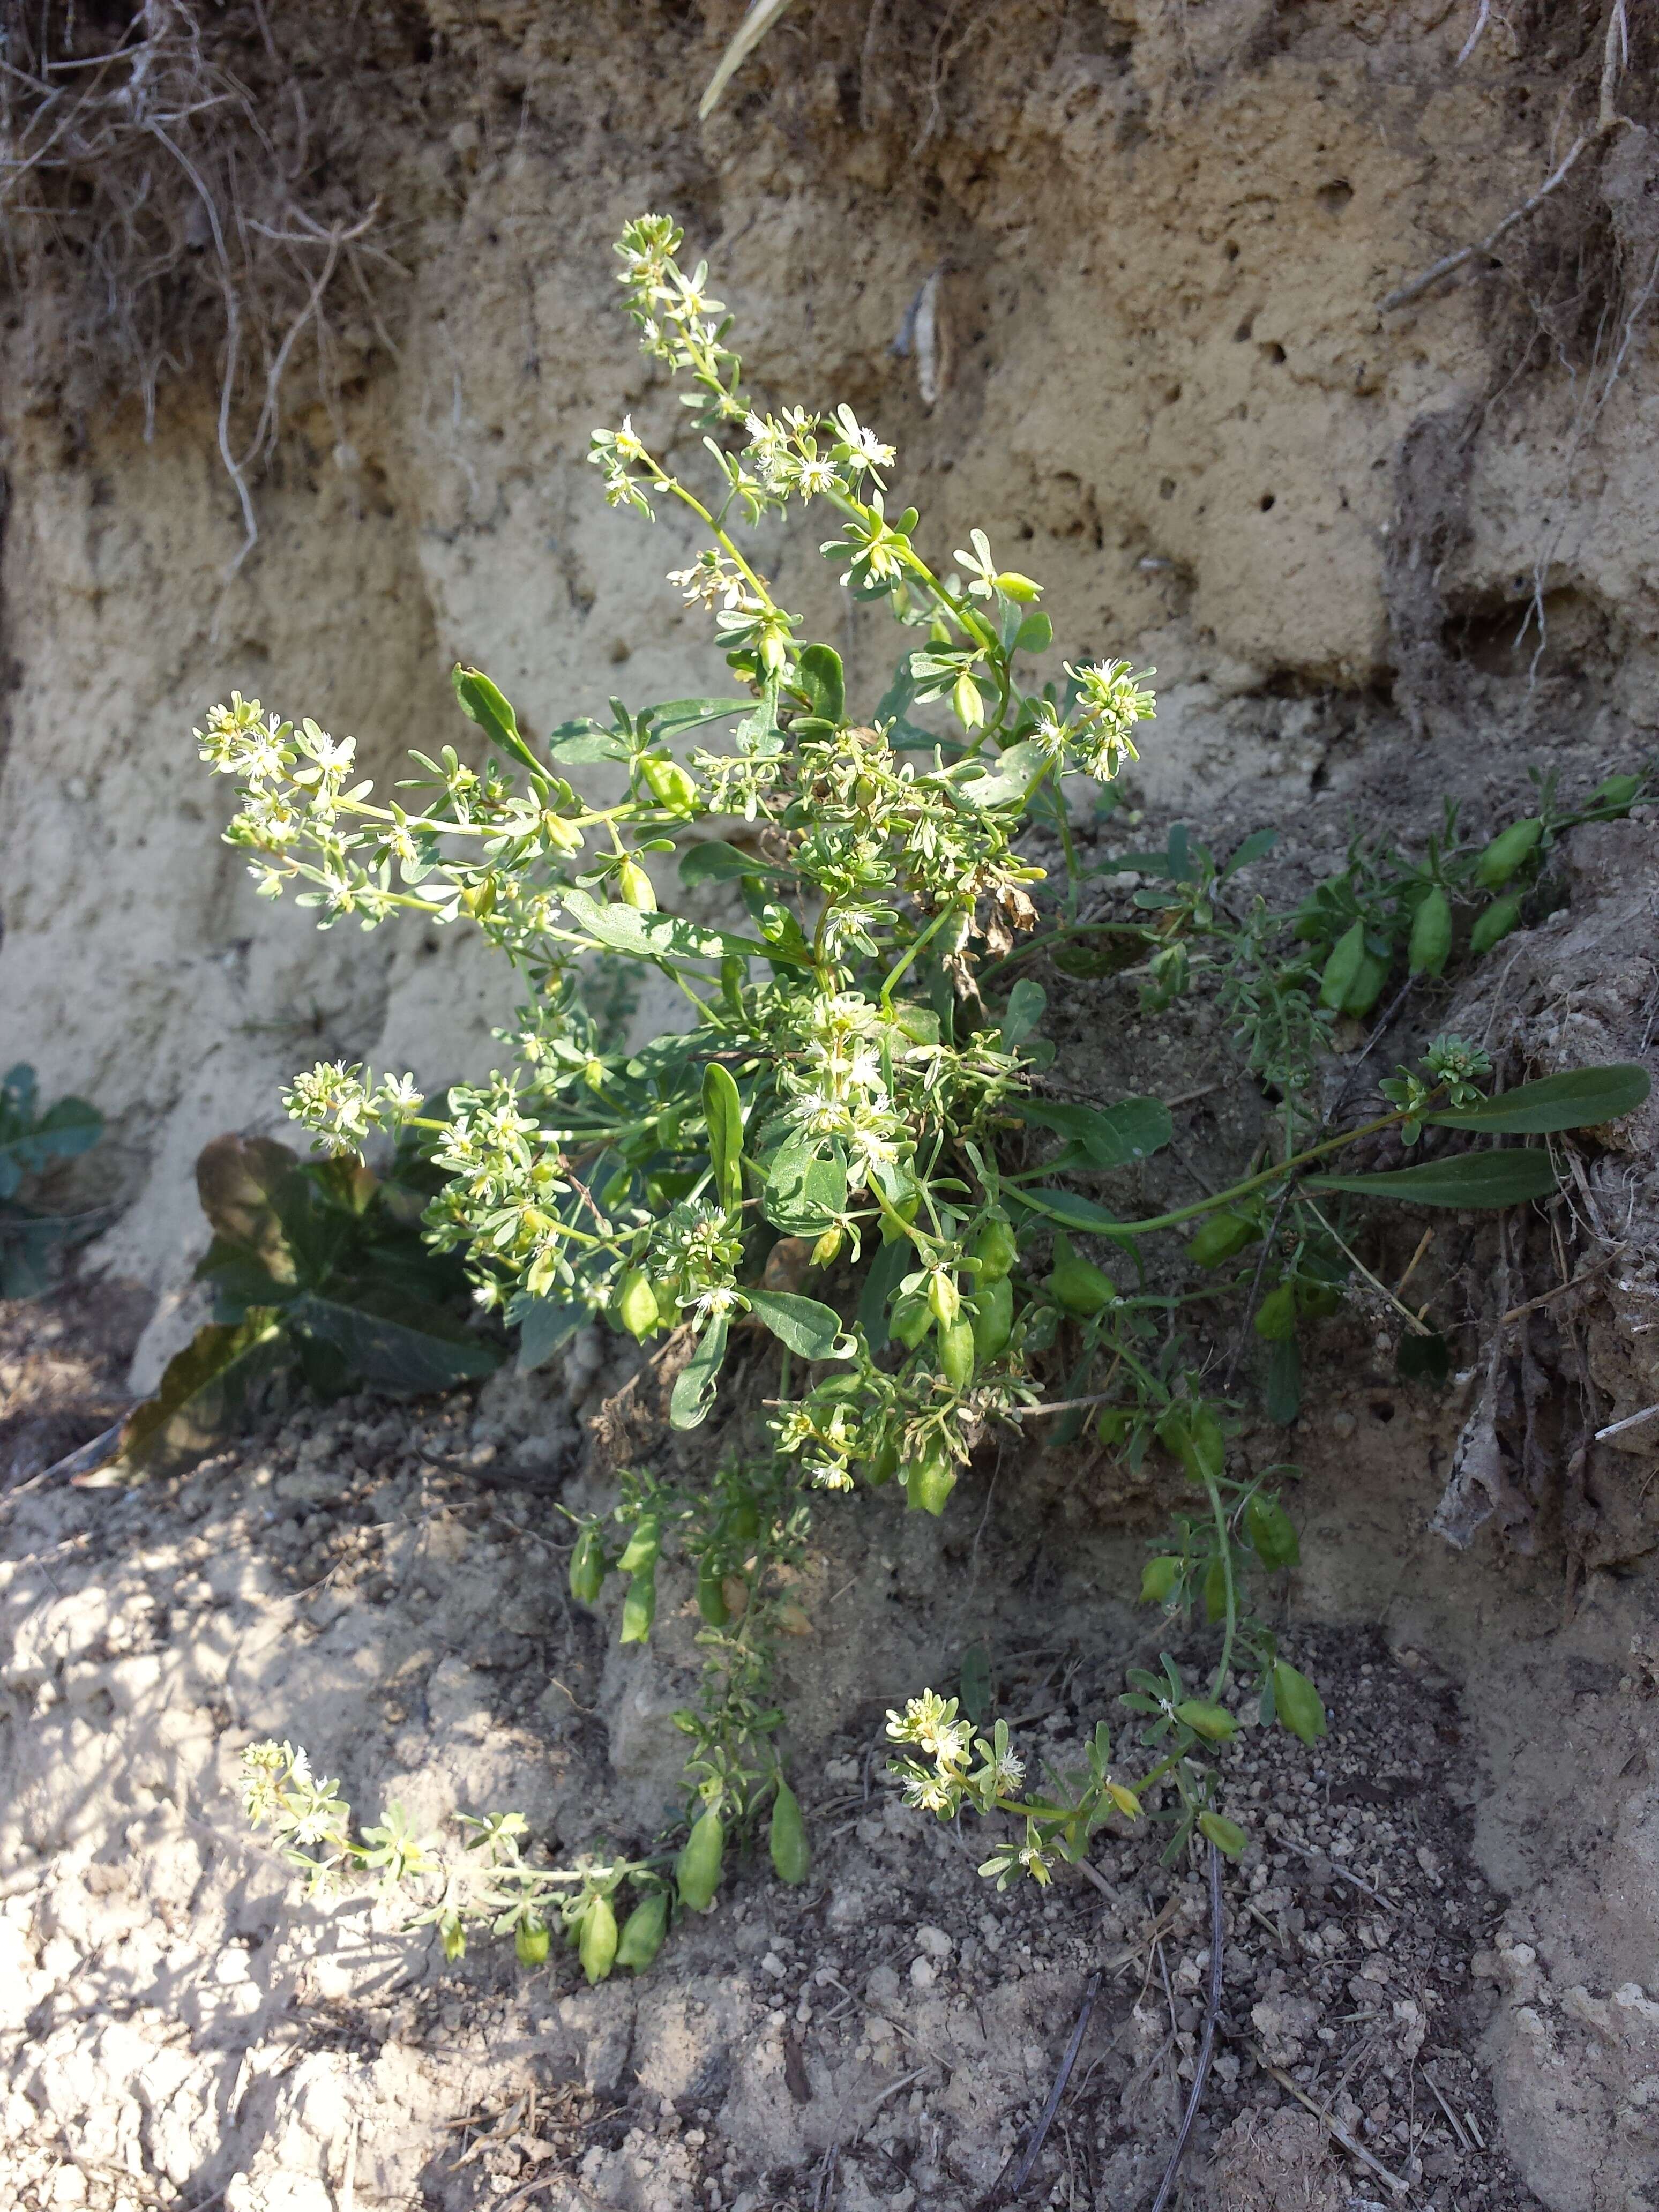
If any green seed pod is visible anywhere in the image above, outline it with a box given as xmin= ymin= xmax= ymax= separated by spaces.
xmin=1096 ymin=1407 xmax=1133 ymax=1447
xmin=1408 ymin=885 xmax=1453 ymax=977
xmin=1342 ymin=951 xmax=1391 ymax=1018
xmin=937 ymin=1314 xmax=977 ymax=1389
xmin=1588 ymin=772 xmax=1641 ymax=813
xmin=970 ymin=1275 xmax=1014 ymax=1363
xmin=769 ymin=1780 xmax=811 ymax=1886
xmin=890 ymin=1293 xmax=933 ymax=1350
xmin=727 ymin=1500 xmax=761 ymax=1542
xmin=993 ymin=570 xmax=1043 ymax=602
xmin=676 ymin=1808 xmax=726 ymax=1912
xmin=905 ymin=1439 xmax=958 ymax=1517
xmin=620 ymin=1559 xmax=657 ymax=1645
xmin=1184 ymin=1211 xmax=1260 ymax=1268
xmin=1475 ymin=816 xmax=1542 ymax=889
xmin=971 ymin=1213 xmax=1019 ymax=1282
xmin=1175 ymin=1698 xmax=1237 ymax=1743
xmin=1317 ymin=919 xmax=1366 ymax=1012
xmin=614 ymin=1266 xmax=660 ymax=1341
xmin=1272 ymin=1659 xmax=1327 ymax=1745
xmin=1139 ymin=1554 xmax=1182 ymax=1604
xmin=641 ymin=754 xmax=699 ymax=813
xmin=1198 ymin=1811 xmax=1248 ymax=1857
xmin=542 ymin=811 xmax=585 ymax=854
xmin=616 ymin=856 xmax=657 ymax=910
xmin=617 ymin=1515 xmax=661 ymax=1574
xmin=1048 ymin=1233 xmax=1115 ymax=1317
xmin=696 ymin=1556 xmax=731 ymax=1627
xmin=615 ymin=1889 xmax=669 ymax=1971
xmin=1246 ymin=1492 xmax=1300 ymax=1571
xmin=811 ymin=1225 xmax=843 ymax=1267
xmin=569 ymin=1524 xmax=608 ymax=1607
xmin=649 ymin=1277 xmax=681 ymax=1327
xmin=1254 ymin=1283 xmax=1298 ymax=1341
xmin=1156 ymin=1401 xmax=1225 ymax=1485
xmin=515 ymin=1915 xmax=551 ymax=1968
xmin=1470 ymin=893 xmax=1521 ymax=954
xmin=579 ymin=1895 xmax=618 ymax=1984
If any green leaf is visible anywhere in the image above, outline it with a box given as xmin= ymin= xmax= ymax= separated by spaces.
xmin=703 ymin=1062 xmax=745 ymax=1211
xmin=959 ymin=1644 xmax=993 ymax=1725
xmin=549 ymin=728 xmax=630 ymax=763
xmin=1013 ymin=611 xmax=1053 ymax=655
xmin=1426 ymin=1063 xmax=1650 ymax=1134
xmin=679 ymin=840 xmax=774 ymax=886
xmin=193 ymin=1132 xmax=302 ymax=1280
xmin=1397 ymin=1328 xmax=1451 ymax=1385
xmin=287 ymin=1288 xmax=502 ymax=1392
xmin=748 ymin=1289 xmax=851 ymax=1361
xmin=998 ymin=979 xmax=1047 ymax=1052
xmin=1015 ymin=1096 xmax=1172 ymax=1170
xmin=195 ymin=1234 xmax=296 ymax=1320
xmin=669 ymin=1312 xmax=729 ymax=1430
xmin=945 ymin=739 xmax=1050 ymax=809
xmin=857 ymin=1236 xmax=910 ymax=1342
xmin=761 ymin=1131 xmax=848 ymax=1235
xmin=562 ymin=886 xmax=798 ymax=969
xmin=1265 ymin=1334 xmax=1302 ymax=1426
xmin=1223 ymin=828 xmax=1277 ymax=877
xmin=452 ymin=664 xmax=542 ymax=775
xmin=1007 ymin=1186 xmax=1126 ymax=1236
xmin=104 ymin=1316 xmax=292 ymax=1483
xmin=513 ymin=1295 xmax=587 ymax=1375
xmin=796 ymin=645 xmax=845 ymax=727
xmin=1306 ymin=1148 xmax=1558 ymax=1208
xmin=650 ymin=696 xmax=753 ymax=741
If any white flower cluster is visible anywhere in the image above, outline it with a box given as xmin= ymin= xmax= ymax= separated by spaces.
xmin=885 ymin=1691 xmax=1027 ymax=1819
xmin=281 ymin=1062 xmax=423 ymax=1158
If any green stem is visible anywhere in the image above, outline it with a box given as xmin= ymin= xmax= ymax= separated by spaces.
xmin=1203 ymin=1469 xmax=1237 ymax=1702
xmin=1111 ymin=1102 xmax=1424 ymax=1237
xmin=879 ymin=903 xmax=956 ymax=1008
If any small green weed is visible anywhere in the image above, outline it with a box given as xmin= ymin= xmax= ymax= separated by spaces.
xmin=0 ymin=1064 xmax=104 ymax=1299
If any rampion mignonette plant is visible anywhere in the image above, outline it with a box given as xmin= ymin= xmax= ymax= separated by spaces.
xmin=207 ymin=216 xmax=1646 ymax=1970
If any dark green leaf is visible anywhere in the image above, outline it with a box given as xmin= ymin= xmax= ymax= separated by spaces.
xmin=549 ymin=730 xmax=630 ymax=763
xmin=761 ymin=1131 xmax=848 ymax=1235
xmin=1223 ymin=828 xmax=1277 ymax=878
xmin=1265 ymin=1334 xmax=1302 ymax=1425
xmin=959 ymin=1643 xmax=993 ymax=1724
xmin=679 ymin=840 xmax=774 ymax=886
xmin=1015 ymin=1096 xmax=1172 ymax=1170
xmin=669 ymin=1312 xmax=729 ymax=1430
xmin=286 ymin=1287 xmax=500 ymax=1392
xmin=1306 ymin=1148 xmax=1557 ymax=1208
xmin=1006 ymin=1186 xmax=1126 ymax=1236
xmin=193 ymin=1132 xmax=301 ymax=1275
xmin=1426 ymin=1064 xmax=1650 ymax=1134
xmin=748 ymin=1289 xmax=850 ymax=1361
xmin=1397 ymin=1329 xmax=1452 ymax=1385
xmin=1049 ymin=933 xmax=1148 ymax=980
xmin=796 ymin=645 xmax=845 ymax=727
xmin=195 ymin=1235 xmax=296 ymax=1319
xmin=998 ymin=979 xmax=1047 ymax=1052
xmin=106 ymin=1316 xmax=291 ymax=1483
xmin=857 ymin=1237 xmax=910 ymax=1343
xmin=703 ymin=1062 xmax=745 ymax=1210
xmin=650 ymin=696 xmax=753 ymax=740
xmin=513 ymin=1296 xmax=587 ymax=1375
xmin=32 ymin=1096 xmax=103 ymax=1160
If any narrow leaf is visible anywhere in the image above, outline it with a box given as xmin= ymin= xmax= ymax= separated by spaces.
xmin=1306 ymin=1148 xmax=1557 ymax=1208
xmin=288 ymin=1289 xmax=502 ymax=1391
xmin=670 ymin=1312 xmax=729 ymax=1430
xmin=104 ymin=1316 xmax=290 ymax=1483
xmin=1016 ymin=1096 xmax=1172 ymax=1169
xmin=998 ymin=979 xmax=1047 ymax=1052
xmin=703 ymin=1061 xmax=745 ymax=1211
xmin=452 ymin=665 xmax=542 ymax=775
xmin=1426 ymin=1063 xmax=1650 ymax=1134
xmin=513 ymin=1295 xmax=587 ymax=1375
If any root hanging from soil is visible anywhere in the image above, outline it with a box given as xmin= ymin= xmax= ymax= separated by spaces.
xmin=0 ymin=0 xmax=402 ymax=564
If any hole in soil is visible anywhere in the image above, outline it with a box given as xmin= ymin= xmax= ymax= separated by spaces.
xmin=1260 ymin=492 xmax=1276 ymax=511
xmin=1318 ymin=180 xmax=1354 ymax=214
xmin=1263 ymin=341 xmax=1287 ymax=364
xmin=1233 ymin=313 xmax=1256 ymax=342
xmin=1370 ymin=1399 xmax=1396 ymax=1423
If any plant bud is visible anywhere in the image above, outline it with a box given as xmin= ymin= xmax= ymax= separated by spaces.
xmin=1047 ymin=1234 xmax=1114 ymax=1316
xmin=811 ymin=1226 xmax=843 ymax=1267
xmin=616 ymin=1889 xmax=669 ymax=1970
xmin=938 ymin=1314 xmax=977 ymax=1389
xmin=993 ymin=571 xmax=1043 ymax=602
xmin=769 ymin=1780 xmax=810 ymax=1885
xmin=1407 ymin=885 xmax=1452 ymax=976
xmin=970 ymin=1275 xmax=1014 ymax=1363
xmin=614 ymin=1266 xmax=660 ymax=1340
xmin=617 ymin=857 xmax=656 ymax=910
xmin=579 ymin=1894 xmax=618 ymax=1983
xmin=928 ymin=1270 xmax=961 ymax=1327
xmin=460 ymin=875 xmax=498 ymax=918
xmin=542 ymin=811 xmax=584 ymax=853
xmin=1184 ymin=1211 xmax=1259 ymax=1268
xmin=569 ymin=1524 xmax=607 ymax=1606
xmin=1475 ymin=816 xmax=1542 ymax=888
xmin=952 ymin=671 xmax=985 ymax=729
xmin=515 ymin=1915 xmax=551 ymax=1968
xmin=1469 ymin=893 xmax=1521 ymax=954
xmin=440 ymin=1914 xmax=467 ymax=1962
xmin=676 ymin=1807 xmax=726 ymax=1912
